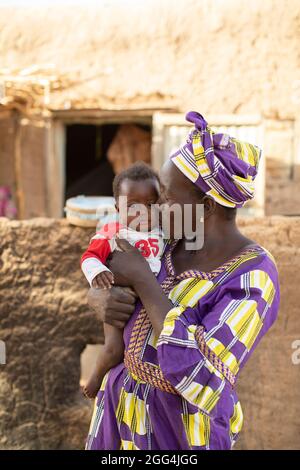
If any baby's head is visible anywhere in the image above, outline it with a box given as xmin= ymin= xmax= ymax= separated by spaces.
xmin=113 ymin=162 xmax=160 ymax=232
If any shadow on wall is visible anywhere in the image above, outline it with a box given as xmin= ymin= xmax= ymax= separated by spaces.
xmin=0 ymin=216 xmax=300 ymax=449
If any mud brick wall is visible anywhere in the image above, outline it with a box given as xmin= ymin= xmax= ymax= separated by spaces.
xmin=2 ymin=1 xmax=300 ymax=218
xmin=0 ymin=218 xmax=100 ymax=449
xmin=1 ymin=0 xmax=299 ymax=118
xmin=264 ymin=119 xmax=300 ymax=216
xmin=0 ymin=216 xmax=299 ymax=449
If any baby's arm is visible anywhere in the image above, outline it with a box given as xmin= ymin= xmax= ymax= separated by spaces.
xmin=92 ymin=270 xmax=114 ymax=290
xmin=81 ymin=229 xmax=114 ymax=287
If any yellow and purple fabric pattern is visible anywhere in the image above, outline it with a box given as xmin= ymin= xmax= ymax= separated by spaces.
xmin=170 ymin=111 xmax=261 ymax=208
xmin=86 ymin=240 xmax=280 ymax=450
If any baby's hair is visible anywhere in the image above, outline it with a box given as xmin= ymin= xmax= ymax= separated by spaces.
xmin=113 ymin=161 xmax=160 ymax=199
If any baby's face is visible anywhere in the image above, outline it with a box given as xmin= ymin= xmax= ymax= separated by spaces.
xmin=116 ymin=178 xmax=160 ymax=232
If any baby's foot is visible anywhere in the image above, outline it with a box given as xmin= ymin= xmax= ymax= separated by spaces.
xmin=82 ymin=371 xmax=103 ymax=399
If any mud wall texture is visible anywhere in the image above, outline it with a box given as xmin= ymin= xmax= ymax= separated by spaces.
xmin=0 ymin=0 xmax=299 ymax=118
xmin=0 ymin=218 xmax=100 ymax=449
xmin=1 ymin=0 xmax=300 ymax=220
xmin=0 ymin=216 xmax=299 ymax=450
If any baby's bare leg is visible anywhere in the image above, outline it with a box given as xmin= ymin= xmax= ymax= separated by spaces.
xmin=83 ymin=323 xmax=124 ymax=399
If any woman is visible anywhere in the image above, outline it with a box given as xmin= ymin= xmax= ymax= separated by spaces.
xmin=86 ymin=112 xmax=280 ymax=450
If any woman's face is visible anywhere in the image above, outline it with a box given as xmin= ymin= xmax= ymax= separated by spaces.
xmin=159 ymin=160 xmax=204 ymax=239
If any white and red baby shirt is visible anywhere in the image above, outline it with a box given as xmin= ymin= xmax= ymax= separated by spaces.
xmin=81 ymin=222 xmax=165 ymax=286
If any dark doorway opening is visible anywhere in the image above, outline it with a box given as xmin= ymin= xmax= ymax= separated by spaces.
xmin=65 ymin=122 xmax=152 ymax=200
xmin=65 ymin=124 xmax=118 ymax=199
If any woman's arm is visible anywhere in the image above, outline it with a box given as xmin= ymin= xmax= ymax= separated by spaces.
xmin=133 ymin=270 xmax=173 ymax=336
xmin=109 ymin=240 xmax=280 ymax=419
xmin=156 ymin=264 xmax=279 ymax=415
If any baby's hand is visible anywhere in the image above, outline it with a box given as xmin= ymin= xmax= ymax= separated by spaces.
xmin=92 ymin=271 xmax=114 ymax=290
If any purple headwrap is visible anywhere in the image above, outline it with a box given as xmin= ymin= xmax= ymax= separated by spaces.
xmin=170 ymin=111 xmax=262 ymax=208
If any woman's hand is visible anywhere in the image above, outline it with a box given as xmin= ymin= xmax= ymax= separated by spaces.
xmin=87 ymin=286 xmax=137 ymax=329
xmin=109 ymin=238 xmax=173 ymax=337
xmin=107 ymin=238 xmax=153 ymax=288
xmin=104 ymin=238 xmax=172 ymax=337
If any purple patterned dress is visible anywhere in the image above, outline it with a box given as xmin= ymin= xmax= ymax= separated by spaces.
xmin=86 ymin=241 xmax=280 ymax=450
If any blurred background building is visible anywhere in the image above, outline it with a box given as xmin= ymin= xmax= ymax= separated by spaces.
xmin=0 ymin=0 xmax=300 ymax=451
xmin=0 ymin=0 xmax=299 ymax=219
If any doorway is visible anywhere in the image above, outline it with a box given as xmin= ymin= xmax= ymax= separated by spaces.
xmin=48 ymin=113 xmax=154 ymax=217
xmin=65 ymin=124 xmax=117 ymax=199
xmin=64 ymin=122 xmax=152 ymax=200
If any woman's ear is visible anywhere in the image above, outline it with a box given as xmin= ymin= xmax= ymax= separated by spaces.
xmin=202 ymin=196 xmax=216 ymax=218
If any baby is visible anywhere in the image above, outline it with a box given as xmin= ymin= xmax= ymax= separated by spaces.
xmin=81 ymin=162 xmax=164 ymax=398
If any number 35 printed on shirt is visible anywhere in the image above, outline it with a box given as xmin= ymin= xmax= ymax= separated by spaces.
xmin=135 ymin=238 xmax=159 ymax=258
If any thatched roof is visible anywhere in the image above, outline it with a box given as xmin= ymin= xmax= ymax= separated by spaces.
xmin=0 ymin=0 xmax=299 ymax=117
